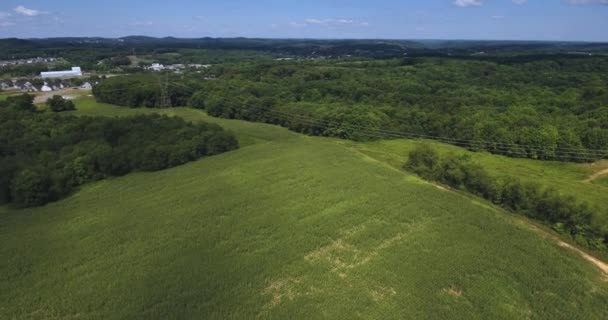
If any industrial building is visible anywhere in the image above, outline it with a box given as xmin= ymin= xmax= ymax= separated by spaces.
xmin=40 ymin=67 xmax=83 ymax=78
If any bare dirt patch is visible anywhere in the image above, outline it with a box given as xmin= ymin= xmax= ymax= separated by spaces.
xmin=304 ymin=228 xmax=410 ymax=277
xmin=370 ymin=286 xmax=397 ymax=302
xmin=442 ymin=286 xmax=463 ymax=297
xmin=262 ymin=278 xmax=302 ymax=309
xmin=33 ymin=88 xmax=91 ymax=104
xmin=556 ymin=241 xmax=608 ymax=276
xmin=583 ymin=168 xmax=608 ymax=183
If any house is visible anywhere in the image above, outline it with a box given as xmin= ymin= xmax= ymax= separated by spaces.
xmin=41 ymin=83 xmax=53 ymax=92
xmin=41 ymin=67 xmax=83 ymax=79
xmin=81 ymin=82 xmax=92 ymax=90
xmin=148 ymin=63 xmax=165 ymax=71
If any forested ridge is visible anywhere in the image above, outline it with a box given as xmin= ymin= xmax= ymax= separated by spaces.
xmin=94 ymin=56 xmax=608 ymax=162
xmin=0 ymin=94 xmax=239 ymax=207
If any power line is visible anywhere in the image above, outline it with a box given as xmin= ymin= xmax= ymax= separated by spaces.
xmin=263 ymin=110 xmax=602 ymax=160
xmin=261 ymin=109 xmax=606 ymax=162
xmin=264 ymin=108 xmax=608 ymax=156
xmin=262 ymin=108 xmax=608 ymax=155
xmin=158 ymin=72 xmax=171 ymax=108
xmin=87 ymin=77 xmax=607 ymax=160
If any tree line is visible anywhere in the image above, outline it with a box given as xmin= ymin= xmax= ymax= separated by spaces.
xmin=93 ymin=56 xmax=608 ymax=162
xmin=405 ymin=143 xmax=608 ymax=252
xmin=92 ymin=74 xmax=192 ymax=108
xmin=0 ymin=94 xmax=239 ymax=207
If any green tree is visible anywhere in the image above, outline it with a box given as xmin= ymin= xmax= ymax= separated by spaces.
xmin=405 ymin=143 xmax=441 ymax=179
xmin=47 ymin=95 xmax=76 ymax=112
xmin=190 ymin=90 xmax=206 ymax=109
xmin=6 ymin=94 xmax=35 ymax=112
xmin=11 ymin=169 xmax=51 ymax=207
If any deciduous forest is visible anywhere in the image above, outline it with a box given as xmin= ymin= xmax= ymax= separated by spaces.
xmin=94 ymin=56 xmax=608 ymax=162
xmin=0 ymin=94 xmax=238 ymax=207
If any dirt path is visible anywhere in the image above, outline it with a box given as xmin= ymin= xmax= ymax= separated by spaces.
xmin=557 ymin=241 xmax=608 ymax=276
xmin=33 ymin=88 xmax=91 ymax=104
xmin=584 ymin=168 xmax=608 ymax=183
xmin=512 ymin=218 xmax=608 ymax=278
xmin=348 ymin=144 xmax=608 ymax=278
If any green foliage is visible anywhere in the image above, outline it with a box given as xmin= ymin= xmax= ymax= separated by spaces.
xmin=405 ymin=144 xmax=441 ymax=179
xmin=406 ymin=144 xmax=608 ymax=251
xmin=0 ymin=106 xmax=238 ymax=207
xmin=4 ymin=94 xmax=36 ymax=112
xmin=93 ymin=74 xmax=195 ymax=108
xmin=93 ymin=75 xmax=160 ymax=107
xmin=46 ymin=95 xmax=76 ymax=112
xmin=189 ymin=90 xmax=206 ymax=109
xmin=2 ymin=108 xmax=608 ymax=319
xmin=9 ymin=169 xmax=51 ymax=207
xmin=175 ymin=57 xmax=608 ymax=161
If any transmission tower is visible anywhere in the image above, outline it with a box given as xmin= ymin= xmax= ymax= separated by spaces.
xmin=158 ymin=71 xmax=171 ymax=108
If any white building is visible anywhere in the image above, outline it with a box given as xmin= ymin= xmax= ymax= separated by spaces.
xmin=41 ymin=67 xmax=83 ymax=79
xmin=148 ymin=63 xmax=165 ymax=71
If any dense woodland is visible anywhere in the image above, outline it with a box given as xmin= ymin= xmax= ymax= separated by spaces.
xmin=406 ymin=144 xmax=608 ymax=251
xmin=95 ymin=55 xmax=608 ymax=162
xmin=0 ymin=94 xmax=238 ymax=207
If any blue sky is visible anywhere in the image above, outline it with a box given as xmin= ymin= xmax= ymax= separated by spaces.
xmin=0 ymin=0 xmax=607 ymax=41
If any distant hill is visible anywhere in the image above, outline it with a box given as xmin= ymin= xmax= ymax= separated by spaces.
xmin=1 ymin=37 xmax=607 ymax=60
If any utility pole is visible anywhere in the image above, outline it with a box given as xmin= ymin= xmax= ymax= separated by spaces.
xmin=158 ymin=71 xmax=171 ymax=108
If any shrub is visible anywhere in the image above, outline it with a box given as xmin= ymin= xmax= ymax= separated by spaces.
xmin=405 ymin=144 xmax=607 ymax=250
xmin=47 ymin=95 xmax=76 ymax=112
xmin=0 ymin=108 xmax=239 ymax=207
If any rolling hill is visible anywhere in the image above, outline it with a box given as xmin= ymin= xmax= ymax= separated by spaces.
xmin=1 ymin=100 xmax=607 ymax=319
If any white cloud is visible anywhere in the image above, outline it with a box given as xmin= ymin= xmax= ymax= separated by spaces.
xmin=289 ymin=21 xmax=307 ymax=28
xmin=512 ymin=0 xmax=528 ymax=4
xmin=454 ymin=0 xmax=483 ymax=7
xmin=0 ymin=21 xmax=15 ymax=27
xmin=0 ymin=12 xmax=11 ymax=19
xmin=131 ymin=21 xmax=154 ymax=27
xmin=299 ymin=18 xmax=369 ymax=27
xmin=14 ymin=5 xmax=47 ymax=17
xmin=304 ymin=18 xmax=324 ymax=25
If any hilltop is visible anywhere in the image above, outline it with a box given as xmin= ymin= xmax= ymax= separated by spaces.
xmin=1 ymin=100 xmax=607 ymax=319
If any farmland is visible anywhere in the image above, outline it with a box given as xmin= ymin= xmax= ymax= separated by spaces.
xmin=351 ymin=140 xmax=608 ymax=225
xmin=1 ymin=98 xmax=607 ymax=319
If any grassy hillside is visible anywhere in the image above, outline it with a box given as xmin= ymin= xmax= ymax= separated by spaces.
xmin=350 ymin=140 xmax=608 ymax=225
xmin=1 ymin=98 xmax=607 ymax=319
xmin=594 ymin=175 xmax=608 ymax=186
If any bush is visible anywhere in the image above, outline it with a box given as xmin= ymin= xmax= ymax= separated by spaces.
xmin=404 ymin=144 xmax=441 ymax=179
xmin=6 ymin=94 xmax=36 ymax=112
xmin=47 ymin=95 xmax=76 ymax=112
xmin=0 ymin=107 xmax=239 ymax=207
xmin=93 ymin=74 xmax=195 ymax=108
xmin=190 ymin=90 xmax=206 ymax=109
xmin=405 ymin=144 xmax=607 ymax=250
xmin=10 ymin=169 xmax=51 ymax=207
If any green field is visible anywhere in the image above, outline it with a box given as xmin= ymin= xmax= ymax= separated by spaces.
xmin=1 ymin=98 xmax=607 ymax=319
xmin=594 ymin=175 xmax=608 ymax=186
xmin=0 ymin=93 xmax=11 ymax=101
xmin=348 ymin=140 xmax=608 ymax=225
